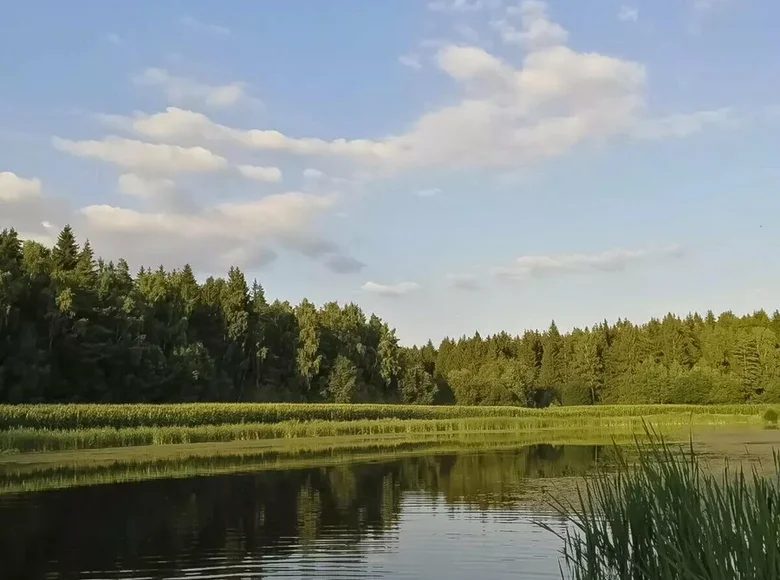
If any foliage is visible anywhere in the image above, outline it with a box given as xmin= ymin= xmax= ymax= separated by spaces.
xmin=2 ymin=225 xmax=780 ymax=406
xmin=763 ymin=408 xmax=779 ymax=425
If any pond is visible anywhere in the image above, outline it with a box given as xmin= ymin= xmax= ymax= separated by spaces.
xmin=0 ymin=444 xmax=608 ymax=580
xmin=2 ymin=427 xmax=777 ymax=580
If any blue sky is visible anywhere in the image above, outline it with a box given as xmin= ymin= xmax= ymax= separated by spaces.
xmin=1 ymin=0 xmax=779 ymax=345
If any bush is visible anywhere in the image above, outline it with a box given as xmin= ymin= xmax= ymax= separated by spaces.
xmin=763 ymin=408 xmax=779 ymax=425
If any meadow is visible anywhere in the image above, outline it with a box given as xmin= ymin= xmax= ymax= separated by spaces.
xmin=0 ymin=403 xmax=773 ymax=454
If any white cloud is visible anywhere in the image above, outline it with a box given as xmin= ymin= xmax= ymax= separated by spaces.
xmin=493 ymin=245 xmax=683 ymax=280
xmin=428 ymin=0 xmax=485 ymax=12
xmin=83 ymin=1 xmax=738 ymax=189
xmin=117 ymin=173 xmax=198 ymax=213
xmin=120 ymin=107 xmax=394 ymax=161
xmin=303 ymin=168 xmax=326 ymax=180
xmin=97 ymin=2 xmax=735 ymax=180
xmin=361 ymin=281 xmax=421 ymax=296
xmin=447 ymin=273 xmax=480 ymax=291
xmin=618 ymin=6 xmax=639 ymax=22
xmin=0 ymin=171 xmax=42 ymax=201
xmin=134 ymin=68 xmax=260 ymax=109
xmin=118 ymin=173 xmax=176 ymax=198
xmin=493 ymin=0 xmax=568 ymax=49
xmin=78 ymin=191 xmax=342 ymax=269
xmin=236 ymin=165 xmax=283 ymax=183
xmin=399 ymin=53 xmax=423 ymax=70
xmin=41 ymin=220 xmax=54 ymax=229
xmin=178 ymin=16 xmax=230 ymax=37
xmin=52 ymin=136 xmax=229 ymax=174
xmin=417 ymin=188 xmax=441 ymax=197
xmin=633 ymin=108 xmax=735 ymax=139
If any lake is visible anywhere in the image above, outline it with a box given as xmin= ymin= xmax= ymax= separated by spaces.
xmin=2 ymin=427 xmax=777 ymax=580
xmin=0 ymin=443 xmax=610 ymax=580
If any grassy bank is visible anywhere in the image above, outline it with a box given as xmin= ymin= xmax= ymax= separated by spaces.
xmin=545 ymin=430 xmax=780 ymax=579
xmin=0 ymin=429 xmax=638 ymax=496
xmin=0 ymin=410 xmax=764 ymax=454
xmin=0 ymin=403 xmax=769 ymax=430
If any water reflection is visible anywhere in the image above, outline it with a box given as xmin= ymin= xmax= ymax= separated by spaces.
xmin=0 ymin=444 xmax=609 ymax=580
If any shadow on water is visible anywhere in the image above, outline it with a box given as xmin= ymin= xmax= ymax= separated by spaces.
xmin=0 ymin=444 xmax=615 ymax=580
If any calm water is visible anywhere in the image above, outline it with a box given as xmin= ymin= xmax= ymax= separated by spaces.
xmin=0 ymin=444 xmax=610 ymax=580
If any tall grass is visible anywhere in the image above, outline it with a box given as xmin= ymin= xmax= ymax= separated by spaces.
xmin=544 ymin=428 xmax=780 ymax=579
xmin=0 ymin=412 xmax=759 ymax=454
xmin=0 ymin=403 xmax=768 ymax=430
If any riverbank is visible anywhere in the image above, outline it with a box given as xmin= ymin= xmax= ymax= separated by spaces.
xmin=0 ymin=429 xmax=635 ymax=495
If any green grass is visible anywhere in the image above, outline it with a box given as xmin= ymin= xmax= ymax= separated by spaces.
xmin=0 ymin=429 xmax=640 ymax=496
xmin=543 ymin=428 xmax=780 ymax=579
xmin=0 ymin=412 xmax=761 ymax=454
xmin=0 ymin=403 xmax=769 ymax=430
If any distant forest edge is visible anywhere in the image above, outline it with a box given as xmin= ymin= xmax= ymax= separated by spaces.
xmin=1 ymin=225 xmax=779 ymax=406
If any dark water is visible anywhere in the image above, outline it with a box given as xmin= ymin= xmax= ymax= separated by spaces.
xmin=0 ymin=444 xmax=609 ymax=580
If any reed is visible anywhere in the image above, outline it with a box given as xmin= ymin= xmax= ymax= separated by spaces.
xmin=543 ymin=427 xmax=780 ymax=579
xmin=0 ymin=403 xmax=767 ymax=430
xmin=0 ymin=412 xmax=758 ymax=454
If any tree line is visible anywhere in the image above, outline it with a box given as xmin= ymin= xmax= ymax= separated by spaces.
xmin=1 ymin=225 xmax=778 ymax=405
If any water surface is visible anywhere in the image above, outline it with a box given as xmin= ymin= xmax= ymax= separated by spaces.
xmin=0 ymin=444 xmax=608 ymax=580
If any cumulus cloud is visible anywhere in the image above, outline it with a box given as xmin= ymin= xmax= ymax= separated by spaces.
xmin=77 ymin=191 xmax=343 ymax=270
xmin=178 ymin=16 xmax=230 ymax=37
xmin=492 ymin=245 xmax=683 ymax=280
xmin=0 ymin=173 xmax=73 ymax=247
xmin=52 ymin=136 xmax=228 ymax=174
xmin=118 ymin=173 xmax=176 ymax=198
xmin=115 ymin=107 xmax=395 ymax=162
xmin=111 ymin=3 xmax=731 ymax=178
xmin=236 ymin=165 xmax=283 ymax=183
xmin=117 ymin=173 xmax=198 ymax=213
xmin=447 ymin=273 xmax=480 ymax=291
xmin=361 ymin=281 xmax=421 ymax=296
xmin=134 ymin=68 xmax=260 ymax=109
xmin=1 ymin=168 xmax=353 ymax=274
xmin=0 ymin=171 xmax=42 ymax=201
xmin=618 ymin=5 xmax=639 ymax=22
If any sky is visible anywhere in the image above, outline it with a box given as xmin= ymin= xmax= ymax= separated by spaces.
xmin=1 ymin=0 xmax=779 ymax=346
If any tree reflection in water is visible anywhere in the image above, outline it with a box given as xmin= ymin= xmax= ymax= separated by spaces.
xmin=0 ymin=444 xmax=611 ymax=580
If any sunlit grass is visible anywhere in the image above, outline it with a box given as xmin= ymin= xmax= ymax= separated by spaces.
xmin=0 ymin=412 xmax=759 ymax=454
xmin=0 ymin=430 xmax=638 ymax=496
xmin=543 ymin=427 xmax=780 ymax=579
xmin=0 ymin=403 xmax=769 ymax=430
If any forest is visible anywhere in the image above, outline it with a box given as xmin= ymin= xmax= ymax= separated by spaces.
xmin=1 ymin=225 xmax=779 ymax=406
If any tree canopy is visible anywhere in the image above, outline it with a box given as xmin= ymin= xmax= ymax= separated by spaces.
xmin=1 ymin=225 xmax=779 ymax=405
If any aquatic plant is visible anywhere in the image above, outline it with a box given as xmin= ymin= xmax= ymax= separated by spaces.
xmin=544 ymin=427 xmax=780 ymax=579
